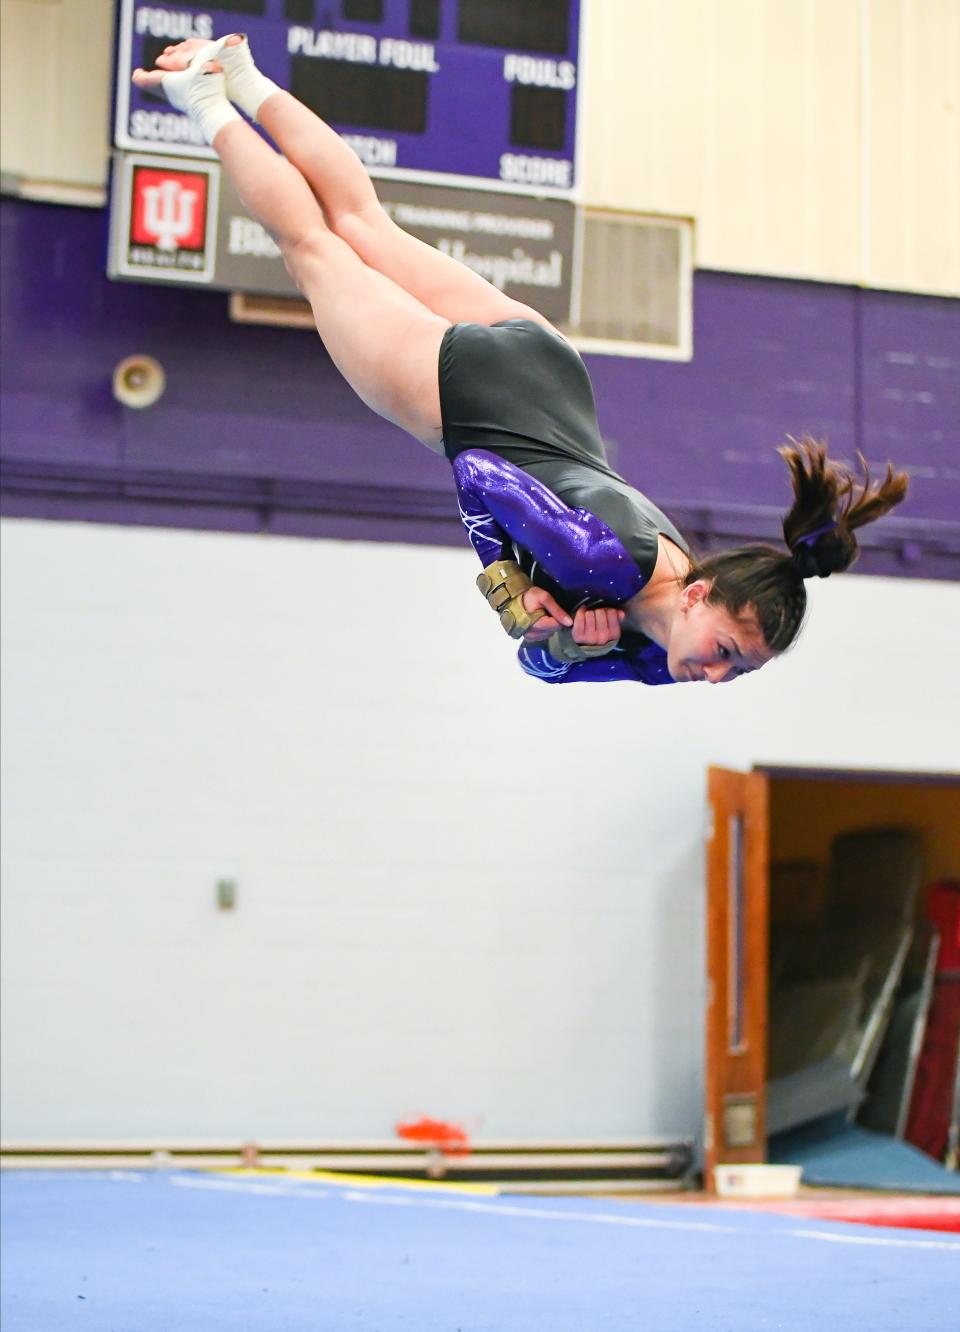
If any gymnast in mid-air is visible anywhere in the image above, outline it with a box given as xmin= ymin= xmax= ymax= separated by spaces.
xmin=134 ymin=37 xmax=908 ymax=686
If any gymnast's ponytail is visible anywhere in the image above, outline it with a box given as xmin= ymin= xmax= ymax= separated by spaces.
xmin=684 ymin=437 xmax=909 ymax=653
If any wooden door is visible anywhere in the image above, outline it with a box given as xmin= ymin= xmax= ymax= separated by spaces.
xmin=704 ymin=767 xmax=770 ymax=1189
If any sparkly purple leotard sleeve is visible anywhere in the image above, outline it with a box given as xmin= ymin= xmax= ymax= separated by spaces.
xmin=453 ymin=449 xmax=645 ymax=600
xmin=452 ymin=449 xmax=654 ymax=683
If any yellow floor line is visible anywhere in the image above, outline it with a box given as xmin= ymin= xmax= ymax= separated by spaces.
xmin=214 ymin=1167 xmax=500 ymax=1196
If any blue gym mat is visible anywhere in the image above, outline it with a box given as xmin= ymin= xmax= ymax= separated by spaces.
xmin=2 ymin=1169 xmax=958 ymax=1331
xmin=770 ymin=1116 xmax=960 ymax=1194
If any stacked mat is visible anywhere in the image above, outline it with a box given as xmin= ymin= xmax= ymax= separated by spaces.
xmin=767 ymin=829 xmax=924 ymax=1138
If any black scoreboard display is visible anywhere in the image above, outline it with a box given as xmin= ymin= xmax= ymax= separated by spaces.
xmin=115 ymin=0 xmax=582 ymax=192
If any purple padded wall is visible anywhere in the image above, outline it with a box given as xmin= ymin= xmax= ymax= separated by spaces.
xmin=2 ymin=198 xmax=958 ymax=577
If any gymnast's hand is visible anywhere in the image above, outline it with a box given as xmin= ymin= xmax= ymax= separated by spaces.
xmin=518 ymin=585 xmax=573 ymax=642
xmin=523 ymin=602 xmax=624 ymax=649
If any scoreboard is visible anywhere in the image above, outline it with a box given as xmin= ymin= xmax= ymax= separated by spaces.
xmin=114 ymin=0 xmax=582 ymax=192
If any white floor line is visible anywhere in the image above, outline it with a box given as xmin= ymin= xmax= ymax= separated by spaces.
xmin=173 ymin=1176 xmax=333 ymax=1200
xmin=789 ymin=1227 xmax=960 ymax=1252
xmin=167 ymin=1174 xmax=960 ymax=1250
xmin=343 ymin=1188 xmax=738 ymax=1232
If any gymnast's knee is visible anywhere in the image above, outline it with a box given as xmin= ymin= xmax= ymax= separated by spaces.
xmin=280 ymin=225 xmax=337 ymax=288
xmin=283 ymin=223 xmax=330 ymax=261
xmin=330 ymin=201 xmax=392 ymax=251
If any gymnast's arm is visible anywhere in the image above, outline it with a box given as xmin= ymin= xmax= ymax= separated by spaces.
xmin=517 ymin=645 xmax=646 ymax=684
xmin=451 ymin=449 xmax=646 ymax=604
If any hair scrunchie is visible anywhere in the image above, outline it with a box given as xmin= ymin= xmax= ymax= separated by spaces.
xmin=790 ymin=520 xmax=838 ymax=579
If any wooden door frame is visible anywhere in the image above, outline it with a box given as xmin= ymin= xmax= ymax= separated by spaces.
xmin=704 ymin=766 xmax=769 ymax=1190
xmin=703 ymin=763 xmax=959 ymax=1190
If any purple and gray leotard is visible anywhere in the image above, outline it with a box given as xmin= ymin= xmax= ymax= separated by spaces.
xmin=438 ymin=320 xmax=688 ymax=684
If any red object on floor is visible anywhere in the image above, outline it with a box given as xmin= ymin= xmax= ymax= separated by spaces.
xmin=395 ymin=1116 xmax=471 ymax=1158
xmin=905 ymin=880 xmax=960 ymax=1161
xmin=708 ymin=1196 xmax=960 ymax=1234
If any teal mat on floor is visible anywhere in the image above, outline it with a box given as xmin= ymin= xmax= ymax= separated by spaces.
xmin=770 ymin=1115 xmax=960 ymax=1193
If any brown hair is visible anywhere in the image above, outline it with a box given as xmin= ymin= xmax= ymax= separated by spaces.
xmin=683 ymin=438 xmax=909 ymax=652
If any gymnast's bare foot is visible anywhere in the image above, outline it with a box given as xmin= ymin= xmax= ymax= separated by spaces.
xmin=131 ymin=34 xmax=244 ymax=89
xmin=133 ymin=35 xmax=278 ymax=124
xmin=130 ymin=36 xmax=243 ymax=145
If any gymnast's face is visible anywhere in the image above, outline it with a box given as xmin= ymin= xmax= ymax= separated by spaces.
xmin=667 ymin=580 xmax=773 ymax=684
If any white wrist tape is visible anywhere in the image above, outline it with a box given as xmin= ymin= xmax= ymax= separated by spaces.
xmin=158 ymin=38 xmax=242 ymax=145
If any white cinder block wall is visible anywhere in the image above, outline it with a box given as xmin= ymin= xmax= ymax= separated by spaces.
xmin=2 ymin=518 xmax=958 ymax=1143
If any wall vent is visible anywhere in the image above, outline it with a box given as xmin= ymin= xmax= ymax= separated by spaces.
xmin=569 ymin=210 xmax=693 ymax=361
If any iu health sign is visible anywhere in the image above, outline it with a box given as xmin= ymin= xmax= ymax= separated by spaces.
xmin=108 ymin=153 xmax=575 ymax=321
xmin=114 ymin=0 xmax=582 ymax=193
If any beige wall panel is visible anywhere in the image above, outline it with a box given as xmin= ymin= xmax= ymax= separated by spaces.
xmin=582 ymin=0 xmax=958 ymax=293
xmin=581 ymin=0 xmax=862 ymax=280
xmin=1 ymin=0 xmax=114 ymax=192
xmin=0 ymin=1 xmax=954 ymax=291
xmin=866 ymin=0 xmax=960 ymax=296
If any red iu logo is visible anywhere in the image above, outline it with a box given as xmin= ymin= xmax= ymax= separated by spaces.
xmin=130 ymin=167 xmax=208 ymax=252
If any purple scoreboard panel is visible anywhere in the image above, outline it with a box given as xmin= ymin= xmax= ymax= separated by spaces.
xmin=114 ymin=0 xmax=582 ymax=192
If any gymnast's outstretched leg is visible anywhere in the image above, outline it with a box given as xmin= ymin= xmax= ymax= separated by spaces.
xmin=148 ymin=36 xmax=557 ymax=330
xmin=133 ymin=43 xmax=447 ymax=449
